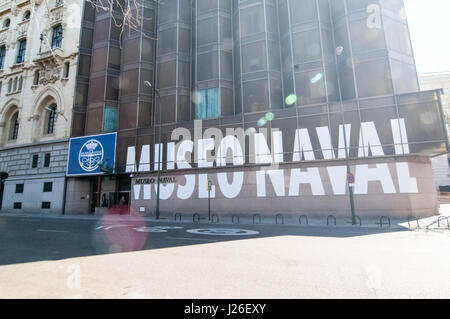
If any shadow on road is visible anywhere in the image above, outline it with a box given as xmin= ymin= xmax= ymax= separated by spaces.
xmin=0 ymin=209 xmax=412 ymax=267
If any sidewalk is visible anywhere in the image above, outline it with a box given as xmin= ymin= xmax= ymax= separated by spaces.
xmin=1 ymin=208 xmax=449 ymax=231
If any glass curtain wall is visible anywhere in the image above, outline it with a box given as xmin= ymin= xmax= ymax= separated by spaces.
xmin=156 ymin=0 xmax=192 ymax=124
xmin=85 ymin=3 xmax=122 ymax=135
xmin=233 ymin=0 xmax=283 ymax=114
xmin=194 ymin=0 xmax=234 ymax=120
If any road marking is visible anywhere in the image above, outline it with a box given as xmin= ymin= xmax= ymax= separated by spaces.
xmin=134 ymin=226 xmax=184 ymax=233
xmin=186 ymin=228 xmax=260 ymax=236
xmin=36 ymin=229 xmax=70 ymax=233
xmin=167 ymin=237 xmax=218 ymax=242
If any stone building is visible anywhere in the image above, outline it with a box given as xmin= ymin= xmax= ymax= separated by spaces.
xmin=0 ymin=0 xmax=81 ymax=213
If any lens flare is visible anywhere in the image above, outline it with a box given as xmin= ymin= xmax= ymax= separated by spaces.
xmin=191 ymin=91 xmax=203 ymax=105
xmin=265 ymin=112 xmax=274 ymax=121
xmin=311 ymin=73 xmax=323 ymax=84
xmin=285 ymin=94 xmax=297 ymax=106
xmin=257 ymin=117 xmax=267 ymax=127
xmin=245 ymin=127 xmax=257 ymax=136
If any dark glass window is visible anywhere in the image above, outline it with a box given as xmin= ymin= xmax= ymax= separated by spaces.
xmin=290 ymin=0 xmax=318 ymax=25
xmin=44 ymin=153 xmax=51 ymax=167
xmin=23 ymin=11 xmax=30 ymax=21
xmin=43 ymin=182 xmax=53 ymax=192
xmin=46 ymin=105 xmax=57 ymax=134
xmin=14 ymin=202 xmax=22 ymax=209
xmin=51 ymin=25 xmax=63 ymax=49
xmin=41 ymin=202 xmax=51 ymax=209
xmin=0 ymin=46 xmax=5 ymax=69
xmin=31 ymin=154 xmax=39 ymax=168
xmin=64 ymin=62 xmax=69 ymax=78
xmin=240 ymin=5 xmax=264 ymax=37
xmin=16 ymin=39 xmax=26 ymax=63
xmin=9 ymin=112 xmax=19 ymax=140
xmin=243 ymin=79 xmax=269 ymax=113
xmin=355 ymin=59 xmax=393 ymax=97
xmin=33 ymin=71 xmax=40 ymax=85
xmin=242 ymin=41 xmax=267 ymax=73
xmin=15 ymin=184 xmax=24 ymax=193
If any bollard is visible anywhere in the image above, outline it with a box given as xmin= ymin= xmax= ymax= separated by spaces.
xmin=211 ymin=214 xmax=219 ymax=223
xmin=275 ymin=214 xmax=284 ymax=225
xmin=327 ymin=215 xmax=336 ymax=226
xmin=299 ymin=215 xmax=309 ymax=225
xmin=437 ymin=216 xmax=450 ymax=229
xmin=378 ymin=216 xmax=391 ymax=228
xmin=407 ymin=216 xmax=420 ymax=229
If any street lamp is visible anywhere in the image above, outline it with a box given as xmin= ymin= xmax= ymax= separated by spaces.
xmin=144 ymin=80 xmax=162 ymax=220
xmin=334 ymin=45 xmax=357 ymax=225
xmin=44 ymin=106 xmax=68 ymax=122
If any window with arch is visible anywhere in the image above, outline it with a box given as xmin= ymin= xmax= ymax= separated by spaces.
xmin=0 ymin=46 xmax=5 ymax=69
xmin=23 ymin=11 xmax=31 ymax=21
xmin=9 ymin=111 xmax=19 ymax=141
xmin=18 ymin=76 xmax=23 ymax=91
xmin=16 ymin=39 xmax=26 ymax=64
xmin=7 ymin=78 xmax=12 ymax=93
xmin=3 ymin=18 xmax=10 ymax=29
xmin=51 ymin=25 xmax=63 ymax=49
xmin=45 ymin=104 xmax=57 ymax=135
xmin=13 ymin=77 xmax=17 ymax=92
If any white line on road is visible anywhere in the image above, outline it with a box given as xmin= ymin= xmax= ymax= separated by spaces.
xmin=36 ymin=229 xmax=70 ymax=233
xmin=167 ymin=237 xmax=218 ymax=242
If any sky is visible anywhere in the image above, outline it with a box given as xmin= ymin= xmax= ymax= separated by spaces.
xmin=404 ymin=0 xmax=450 ymax=74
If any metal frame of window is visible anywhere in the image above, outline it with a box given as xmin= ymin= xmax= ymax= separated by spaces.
xmin=46 ymin=104 xmax=57 ymax=134
xmin=51 ymin=25 xmax=63 ymax=49
xmin=0 ymin=46 xmax=5 ymax=69
xmin=16 ymin=39 xmax=26 ymax=64
xmin=31 ymin=154 xmax=39 ymax=168
xmin=10 ymin=112 xmax=19 ymax=140
xmin=44 ymin=153 xmax=51 ymax=167
xmin=43 ymin=182 xmax=53 ymax=192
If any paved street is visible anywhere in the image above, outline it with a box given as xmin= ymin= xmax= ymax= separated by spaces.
xmin=0 ymin=213 xmax=449 ymax=298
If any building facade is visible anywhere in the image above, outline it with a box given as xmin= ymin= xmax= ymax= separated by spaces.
xmin=65 ymin=0 xmax=448 ymax=218
xmin=419 ymin=71 xmax=450 ymax=190
xmin=0 ymin=0 xmax=81 ymax=213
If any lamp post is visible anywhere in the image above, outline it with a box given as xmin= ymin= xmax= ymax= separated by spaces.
xmin=334 ymin=45 xmax=357 ymax=225
xmin=44 ymin=106 xmax=68 ymax=122
xmin=144 ymin=80 xmax=162 ymax=220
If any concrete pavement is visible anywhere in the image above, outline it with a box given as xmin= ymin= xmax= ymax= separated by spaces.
xmin=0 ymin=213 xmax=449 ymax=298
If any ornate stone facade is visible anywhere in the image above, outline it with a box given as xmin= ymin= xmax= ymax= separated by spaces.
xmin=0 ymin=0 xmax=82 ymax=213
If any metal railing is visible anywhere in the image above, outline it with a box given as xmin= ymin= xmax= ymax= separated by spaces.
xmin=275 ymin=214 xmax=284 ymax=225
xmin=327 ymin=215 xmax=336 ymax=226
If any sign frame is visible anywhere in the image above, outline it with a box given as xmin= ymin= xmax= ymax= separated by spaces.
xmin=66 ymin=132 xmax=117 ymax=177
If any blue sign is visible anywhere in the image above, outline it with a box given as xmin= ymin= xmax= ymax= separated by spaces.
xmin=67 ymin=133 xmax=117 ymax=176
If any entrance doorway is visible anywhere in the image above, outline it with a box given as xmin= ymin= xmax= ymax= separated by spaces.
xmin=118 ymin=192 xmax=130 ymax=215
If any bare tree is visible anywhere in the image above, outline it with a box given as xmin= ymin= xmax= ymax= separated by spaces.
xmin=85 ymin=0 xmax=159 ymax=44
